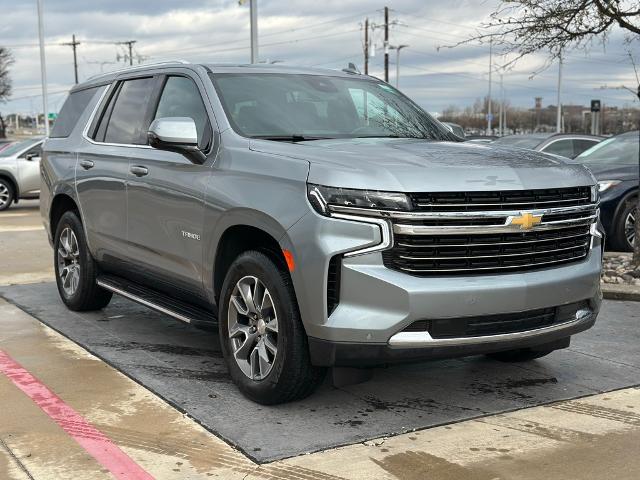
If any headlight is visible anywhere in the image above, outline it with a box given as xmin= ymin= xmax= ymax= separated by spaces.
xmin=597 ymin=180 xmax=621 ymax=193
xmin=307 ymin=184 xmax=411 ymax=216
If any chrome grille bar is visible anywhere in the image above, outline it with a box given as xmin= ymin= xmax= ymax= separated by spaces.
xmin=397 ymin=243 xmax=590 ymax=261
xmin=396 ymin=230 xmax=589 ymax=248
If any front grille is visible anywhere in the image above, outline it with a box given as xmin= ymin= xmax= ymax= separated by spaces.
xmin=384 ymin=225 xmax=591 ymax=275
xmin=402 ymin=301 xmax=588 ymax=338
xmin=409 ymin=186 xmax=591 ymax=212
xmin=382 ymin=186 xmax=597 ymax=276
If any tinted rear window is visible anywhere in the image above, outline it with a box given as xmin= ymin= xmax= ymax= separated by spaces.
xmin=50 ymin=87 xmax=99 ymax=138
xmin=104 ymin=77 xmax=155 ymax=145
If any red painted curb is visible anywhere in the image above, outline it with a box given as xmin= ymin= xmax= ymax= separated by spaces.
xmin=0 ymin=350 xmax=154 ymax=480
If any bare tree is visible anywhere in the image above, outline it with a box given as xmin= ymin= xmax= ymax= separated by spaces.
xmin=0 ymin=47 xmax=14 ymax=139
xmin=460 ymin=1 xmax=640 ymax=262
xmin=464 ymin=1 xmax=640 ymax=67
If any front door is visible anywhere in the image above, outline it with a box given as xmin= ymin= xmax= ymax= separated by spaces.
xmin=17 ymin=141 xmax=43 ymax=196
xmin=126 ymin=73 xmax=215 ymax=298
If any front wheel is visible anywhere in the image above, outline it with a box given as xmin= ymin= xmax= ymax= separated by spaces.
xmin=219 ymin=250 xmax=325 ymax=404
xmin=54 ymin=211 xmax=112 ymax=311
xmin=611 ymin=199 xmax=636 ymax=252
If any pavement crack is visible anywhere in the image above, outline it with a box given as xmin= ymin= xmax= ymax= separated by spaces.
xmin=0 ymin=437 xmax=35 ymax=480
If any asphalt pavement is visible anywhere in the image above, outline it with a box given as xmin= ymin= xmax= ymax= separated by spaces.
xmin=1 ymin=282 xmax=638 ymax=462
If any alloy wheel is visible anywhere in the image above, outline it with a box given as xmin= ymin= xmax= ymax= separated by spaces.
xmin=227 ymin=275 xmax=279 ymax=380
xmin=0 ymin=183 xmax=9 ymax=209
xmin=625 ymin=208 xmax=636 ymax=248
xmin=57 ymin=227 xmax=81 ymax=297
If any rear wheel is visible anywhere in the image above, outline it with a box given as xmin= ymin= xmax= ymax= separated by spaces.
xmin=54 ymin=211 xmax=112 ymax=311
xmin=0 ymin=179 xmax=15 ymax=211
xmin=219 ymin=250 xmax=325 ymax=404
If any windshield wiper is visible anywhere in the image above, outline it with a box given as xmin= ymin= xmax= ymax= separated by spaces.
xmin=250 ymin=135 xmax=332 ymax=142
xmin=354 ymin=135 xmax=426 ymax=139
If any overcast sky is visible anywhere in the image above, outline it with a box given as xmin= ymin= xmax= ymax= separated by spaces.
xmin=1 ymin=0 xmax=638 ymax=116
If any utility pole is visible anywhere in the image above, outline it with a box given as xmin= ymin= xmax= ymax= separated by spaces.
xmin=556 ymin=53 xmax=563 ymax=133
xmin=364 ymin=18 xmax=369 ymax=75
xmin=36 ymin=0 xmax=49 ymax=136
xmin=62 ymin=34 xmax=80 ymax=84
xmin=384 ymin=6 xmax=389 ymax=82
xmin=117 ymin=40 xmax=136 ymax=66
xmin=487 ymin=39 xmax=493 ymax=135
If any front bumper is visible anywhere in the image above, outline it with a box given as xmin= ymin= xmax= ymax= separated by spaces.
xmin=284 ymin=211 xmax=603 ymax=367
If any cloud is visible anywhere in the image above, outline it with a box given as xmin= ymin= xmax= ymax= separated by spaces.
xmin=0 ymin=0 xmax=637 ymax=115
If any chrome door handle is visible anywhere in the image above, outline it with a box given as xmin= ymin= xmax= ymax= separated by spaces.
xmin=130 ymin=166 xmax=149 ymax=177
xmin=79 ymin=160 xmax=94 ymax=170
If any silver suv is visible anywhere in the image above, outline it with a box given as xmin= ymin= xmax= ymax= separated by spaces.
xmin=41 ymin=62 xmax=603 ymax=404
xmin=0 ymin=137 xmax=44 ymax=211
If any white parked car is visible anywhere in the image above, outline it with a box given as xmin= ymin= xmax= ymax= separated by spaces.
xmin=0 ymin=137 xmax=44 ymax=211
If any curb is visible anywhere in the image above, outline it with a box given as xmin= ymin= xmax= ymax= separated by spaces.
xmin=602 ymin=283 xmax=640 ymax=302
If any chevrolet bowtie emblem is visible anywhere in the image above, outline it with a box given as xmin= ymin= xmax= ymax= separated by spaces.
xmin=511 ymin=212 xmax=543 ymax=230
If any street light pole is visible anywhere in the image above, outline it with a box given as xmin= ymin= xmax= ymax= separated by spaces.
xmin=487 ymin=39 xmax=493 ymax=135
xmin=36 ymin=0 xmax=49 ymax=136
xmin=556 ymin=53 xmax=563 ymax=133
xmin=250 ymin=0 xmax=258 ymax=64
xmin=392 ymin=45 xmax=408 ymax=88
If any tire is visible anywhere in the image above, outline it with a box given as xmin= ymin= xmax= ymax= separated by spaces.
xmin=219 ymin=250 xmax=326 ymax=404
xmin=611 ymin=197 xmax=637 ymax=252
xmin=53 ymin=210 xmax=112 ymax=311
xmin=0 ymin=178 xmax=15 ymax=211
xmin=486 ymin=348 xmax=555 ymax=362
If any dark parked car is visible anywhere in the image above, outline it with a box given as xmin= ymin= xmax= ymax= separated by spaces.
xmin=573 ymin=131 xmax=638 ymax=251
xmin=493 ymin=133 xmax=602 ymax=159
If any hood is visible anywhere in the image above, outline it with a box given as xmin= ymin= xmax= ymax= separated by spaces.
xmin=250 ymin=137 xmax=595 ymax=192
xmin=579 ymin=162 xmax=639 ymax=182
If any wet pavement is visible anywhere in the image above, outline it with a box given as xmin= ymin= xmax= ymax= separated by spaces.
xmin=1 ymin=282 xmax=639 ymax=463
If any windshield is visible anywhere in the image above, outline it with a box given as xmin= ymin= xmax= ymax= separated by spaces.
xmin=210 ymin=73 xmax=454 ymax=141
xmin=0 ymin=138 xmax=42 ymax=157
xmin=576 ymin=132 xmax=638 ymax=166
xmin=492 ymin=135 xmax=547 ymax=149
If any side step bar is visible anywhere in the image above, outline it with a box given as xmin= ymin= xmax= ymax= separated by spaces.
xmin=97 ymin=274 xmax=216 ymax=328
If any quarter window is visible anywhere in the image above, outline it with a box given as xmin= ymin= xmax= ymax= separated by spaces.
xmin=103 ymin=77 xmax=155 ymax=145
xmin=154 ymin=76 xmax=210 ymax=148
xmin=51 ymin=87 xmax=99 ymax=138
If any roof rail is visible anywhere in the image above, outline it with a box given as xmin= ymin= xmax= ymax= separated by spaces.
xmin=86 ymin=60 xmax=191 ymax=81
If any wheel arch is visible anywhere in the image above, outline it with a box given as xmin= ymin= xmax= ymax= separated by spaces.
xmin=50 ymin=193 xmax=80 ymax=239
xmin=212 ymin=223 xmax=290 ymax=303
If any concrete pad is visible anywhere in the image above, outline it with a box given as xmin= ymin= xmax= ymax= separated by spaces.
xmin=2 ymin=282 xmax=639 ymax=463
xmin=277 ymin=388 xmax=640 ymax=480
xmin=0 ymin=203 xmax=54 ymax=286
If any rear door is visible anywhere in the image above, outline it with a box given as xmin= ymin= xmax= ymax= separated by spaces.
xmin=76 ymin=76 xmax=156 ymax=265
xmin=126 ymin=72 xmax=215 ymax=298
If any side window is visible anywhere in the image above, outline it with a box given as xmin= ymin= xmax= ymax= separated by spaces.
xmin=573 ymin=139 xmax=599 ymax=158
xmin=542 ymin=139 xmax=573 ymax=158
xmin=21 ymin=144 xmax=42 ymax=159
xmin=50 ymin=87 xmax=99 ymax=138
xmin=154 ymin=76 xmax=210 ymax=148
xmin=103 ymin=77 xmax=155 ymax=145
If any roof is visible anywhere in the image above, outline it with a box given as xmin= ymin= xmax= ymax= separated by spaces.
xmin=74 ymin=61 xmax=370 ymax=92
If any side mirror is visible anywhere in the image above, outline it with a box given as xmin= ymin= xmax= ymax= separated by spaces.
xmin=25 ymin=152 xmax=40 ymax=161
xmin=148 ymin=117 xmax=205 ymax=164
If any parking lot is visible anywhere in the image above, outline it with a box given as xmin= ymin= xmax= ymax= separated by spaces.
xmin=1 ymin=202 xmax=639 ymax=479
